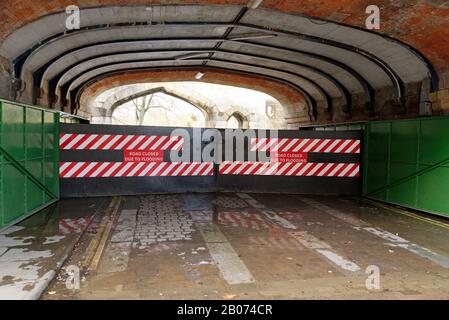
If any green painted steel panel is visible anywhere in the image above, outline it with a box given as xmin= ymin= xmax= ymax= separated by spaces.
xmin=387 ymin=175 xmax=416 ymax=207
xmin=420 ymin=118 xmax=449 ymax=165
xmin=2 ymin=162 xmax=26 ymax=224
xmin=27 ymin=176 xmax=45 ymax=212
xmin=390 ymin=121 xmax=418 ymax=164
xmin=26 ymin=108 xmax=43 ymax=159
xmin=45 ymin=155 xmax=59 ymax=197
xmin=365 ymin=160 xmax=388 ymax=196
xmin=364 ymin=116 xmax=449 ymax=218
xmin=0 ymin=99 xmax=59 ymax=229
xmin=1 ymin=102 xmax=25 ymax=161
xmin=389 ymin=162 xmax=416 ymax=182
xmin=417 ymin=167 xmax=449 ymax=214
xmin=368 ymin=122 xmax=390 ymax=161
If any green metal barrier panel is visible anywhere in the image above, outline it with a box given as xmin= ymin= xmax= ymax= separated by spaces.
xmin=0 ymin=99 xmax=59 ymax=229
xmin=363 ymin=117 xmax=449 ymax=218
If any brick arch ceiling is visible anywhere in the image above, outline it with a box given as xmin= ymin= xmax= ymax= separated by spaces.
xmin=0 ymin=1 xmax=445 ymax=122
xmin=0 ymin=0 xmax=447 ymax=73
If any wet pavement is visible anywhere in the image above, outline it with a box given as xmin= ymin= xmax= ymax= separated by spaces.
xmin=0 ymin=198 xmax=107 ymax=299
xmin=2 ymin=193 xmax=449 ymax=300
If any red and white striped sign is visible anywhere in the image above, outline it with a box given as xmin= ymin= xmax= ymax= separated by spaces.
xmin=60 ymin=134 xmax=183 ymax=151
xmin=251 ymin=138 xmax=360 ymax=154
xmin=60 ymin=162 xmax=214 ymax=178
xmin=219 ymin=161 xmax=359 ymax=177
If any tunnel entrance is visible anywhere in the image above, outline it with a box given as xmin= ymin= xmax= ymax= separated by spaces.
xmin=111 ymin=92 xmax=206 ymax=128
xmin=90 ymin=82 xmax=287 ymax=130
xmin=1 ymin=0 xmax=449 ymax=302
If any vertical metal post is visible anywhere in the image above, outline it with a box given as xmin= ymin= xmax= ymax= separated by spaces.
xmin=55 ymin=112 xmax=60 ymax=198
xmin=414 ymin=119 xmax=421 ymax=208
xmin=41 ymin=110 xmax=45 ymax=204
xmin=385 ymin=122 xmax=392 ymax=201
xmin=362 ymin=123 xmax=370 ymax=195
xmin=0 ymin=100 xmax=3 ymax=226
xmin=23 ymin=104 xmax=27 ymax=212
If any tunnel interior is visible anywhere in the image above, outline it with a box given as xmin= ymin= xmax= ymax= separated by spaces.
xmin=0 ymin=3 xmax=445 ymax=127
xmin=1 ymin=1 xmax=449 ymax=301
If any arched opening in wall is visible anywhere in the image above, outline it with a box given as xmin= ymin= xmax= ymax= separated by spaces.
xmin=91 ymin=82 xmax=288 ymax=129
xmin=227 ymin=114 xmax=242 ymax=129
xmin=111 ymin=92 xmax=206 ymax=128
xmin=227 ymin=112 xmax=249 ymax=129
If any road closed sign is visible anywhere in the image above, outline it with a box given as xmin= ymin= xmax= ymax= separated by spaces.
xmin=270 ymin=152 xmax=308 ymax=163
xmin=124 ymin=150 xmax=164 ymax=162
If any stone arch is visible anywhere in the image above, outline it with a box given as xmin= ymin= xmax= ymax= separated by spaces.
xmin=93 ymin=85 xmax=219 ymax=126
xmin=78 ymin=70 xmax=308 ymax=128
xmin=226 ymin=111 xmax=249 ymax=129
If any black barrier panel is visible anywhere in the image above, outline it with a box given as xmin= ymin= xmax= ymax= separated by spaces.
xmin=217 ymin=129 xmax=362 ymax=195
xmin=59 ymin=124 xmax=215 ymax=198
xmin=59 ymin=124 xmax=362 ymax=197
xmin=217 ymin=176 xmax=360 ymax=194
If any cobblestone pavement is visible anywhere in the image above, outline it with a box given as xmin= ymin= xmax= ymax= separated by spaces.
xmin=135 ymin=196 xmax=195 ymax=248
xmin=41 ymin=193 xmax=449 ymax=300
xmin=212 ymin=196 xmax=248 ymax=209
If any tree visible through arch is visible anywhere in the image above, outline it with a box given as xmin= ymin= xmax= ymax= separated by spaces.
xmin=130 ymin=94 xmax=169 ymax=126
xmin=112 ymin=92 xmax=205 ymax=127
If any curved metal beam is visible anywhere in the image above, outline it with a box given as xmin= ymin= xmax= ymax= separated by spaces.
xmin=238 ymin=40 xmax=376 ymax=110
xmin=38 ymin=38 xmax=372 ymax=104
xmin=5 ymin=4 xmax=436 ymax=93
xmin=238 ymin=22 xmax=405 ymax=98
xmin=52 ymin=49 xmax=347 ymax=108
xmin=71 ymin=65 xmax=319 ymax=120
xmin=60 ymin=58 xmax=331 ymax=116
xmin=317 ymin=16 xmax=439 ymax=91
xmin=16 ymin=22 xmax=400 ymax=99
